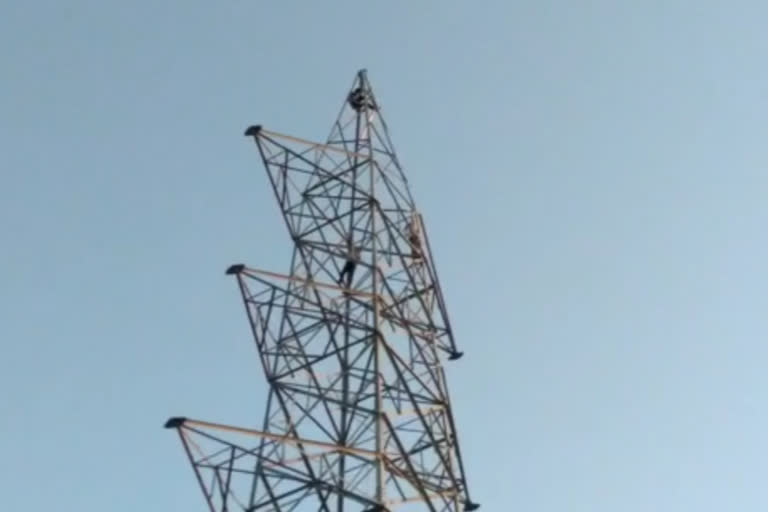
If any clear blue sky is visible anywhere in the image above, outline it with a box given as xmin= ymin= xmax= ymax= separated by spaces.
xmin=2 ymin=1 xmax=768 ymax=510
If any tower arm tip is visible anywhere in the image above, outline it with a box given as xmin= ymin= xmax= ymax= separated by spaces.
xmin=244 ymin=125 xmax=262 ymax=138
xmin=164 ymin=416 xmax=187 ymax=429
xmin=226 ymin=263 xmax=245 ymax=275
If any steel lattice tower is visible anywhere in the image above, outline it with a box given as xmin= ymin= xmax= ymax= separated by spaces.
xmin=165 ymin=70 xmax=480 ymax=512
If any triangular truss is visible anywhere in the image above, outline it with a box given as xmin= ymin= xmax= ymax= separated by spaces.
xmin=167 ymin=70 xmax=479 ymax=512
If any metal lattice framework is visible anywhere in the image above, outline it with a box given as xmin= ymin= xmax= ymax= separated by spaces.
xmin=166 ymin=70 xmax=479 ymax=512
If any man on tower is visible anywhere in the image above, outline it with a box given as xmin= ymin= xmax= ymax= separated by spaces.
xmin=348 ymin=87 xmax=377 ymax=112
xmin=337 ymin=235 xmax=362 ymax=290
xmin=408 ymin=212 xmax=423 ymax=262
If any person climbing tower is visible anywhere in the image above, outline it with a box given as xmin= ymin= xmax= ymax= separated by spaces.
xmin=408 ymin=212 xmax=423 ymax=262
xmin=337 ymin=235 xmax=362 ymax=290
xmin=347 ymin=87 xmax=377 ymax=112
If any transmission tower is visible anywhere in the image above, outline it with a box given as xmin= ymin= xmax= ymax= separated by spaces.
xmin=165 ymin=70 xmax=480 ymax=512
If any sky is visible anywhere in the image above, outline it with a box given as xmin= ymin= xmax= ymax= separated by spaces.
xmin=2 ymin=1 xmax=768 ymax=510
